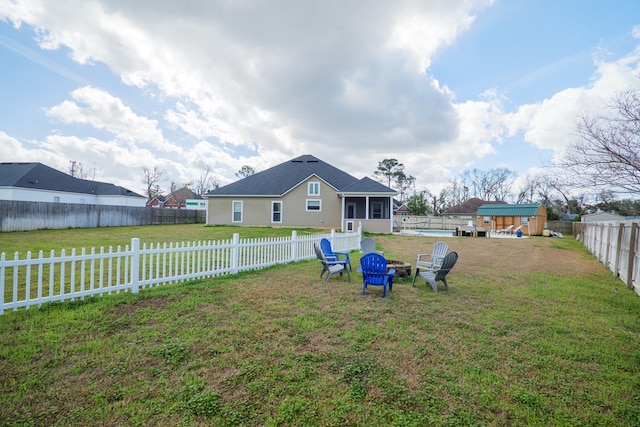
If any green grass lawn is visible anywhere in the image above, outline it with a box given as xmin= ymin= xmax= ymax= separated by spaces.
xmin=1 ymin=224 xmax=639 ymax=426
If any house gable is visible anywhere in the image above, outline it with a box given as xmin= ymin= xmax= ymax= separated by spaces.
xmin=205 ymin=155 xmax=361 ymax=197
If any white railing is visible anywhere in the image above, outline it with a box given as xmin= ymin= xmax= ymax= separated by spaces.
xmin=1 ymin=227 xmax=362 ymax=314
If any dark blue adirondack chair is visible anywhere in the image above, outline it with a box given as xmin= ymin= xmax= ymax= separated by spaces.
xmin=358 ymin=253 xmax=395 ymax=297
xmin=320 ymin=238 xmax=352 ymax=271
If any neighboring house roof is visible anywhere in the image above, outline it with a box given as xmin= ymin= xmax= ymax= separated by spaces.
xmin=444 ymin=198 xmax=507 ymax=216
xmin=395 ymin=203 xmax=411 ymax=214
xmin=0 ymin=162 xmax=144 ymax=197
xmin=581 ymin=212 xmax=625 ymax=222
xmin=476 ymin=203 xmax=545 ymax=217
xmin=169 ymin=187 xmax=203 ymax=203
xmin=205 ymin=155 xmax=396 ymax=197
xmin=561 ymin=213 xmax=579 ymax=221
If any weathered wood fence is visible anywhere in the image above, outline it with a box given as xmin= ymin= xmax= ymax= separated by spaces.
xmin=0 ymin=200 xmax=206 ymax=232
xmin=573 ymin=221 xmax=640 ymax=297
xmin=0 ymin=228 xmax=361 ymax=314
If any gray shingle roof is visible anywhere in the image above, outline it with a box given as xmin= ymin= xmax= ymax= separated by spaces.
xmin=444 ymin=198 xmax=507 ymax=215
xmin=206 ymin=155 xmax=395 ymax=196
xmin=0 ymin=162 xmax=144 ymax=197
xmin=340 ymin=176 xmax=395 ymax=194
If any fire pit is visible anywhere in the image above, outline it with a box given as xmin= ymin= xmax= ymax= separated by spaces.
xmin=385 ymin=260 xmax=411 ymax=278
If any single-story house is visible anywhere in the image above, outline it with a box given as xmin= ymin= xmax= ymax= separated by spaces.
xmin=581 ymin=212 xmax=625 ymax=223
xmin=0 ymin=162 xmax=145 ymax=207
xmin=146 ymin=187 xmax=203 ymax=209
xmin=444 ymin=198 xmax=507 ymax=218
xmin=476 ymin=203 xmax=547 ymax=235
xmin=204 ymin=154 xmax=397 ymax=233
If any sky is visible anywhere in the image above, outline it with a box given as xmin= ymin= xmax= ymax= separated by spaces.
xmin=1 ymin=0 xmax=640 ymax=200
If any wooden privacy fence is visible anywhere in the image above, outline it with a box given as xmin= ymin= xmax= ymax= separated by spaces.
xmin=574 ymin=221 xmax=640 ymax=297
xmin=0 ymin=200 xmax=206 ymax=232
xmin=0 ymin=228 xmax=362 ymax=314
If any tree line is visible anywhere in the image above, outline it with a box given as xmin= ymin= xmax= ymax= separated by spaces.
xmin=375 ymin=83 xmax=640 ymax=220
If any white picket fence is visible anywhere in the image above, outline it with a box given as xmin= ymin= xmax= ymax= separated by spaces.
xmin=0 ymin=228 xmax=362 ymax=314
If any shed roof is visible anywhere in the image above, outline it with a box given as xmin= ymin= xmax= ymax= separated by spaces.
xmin=476 ymin=203 xmax=544 ymax=217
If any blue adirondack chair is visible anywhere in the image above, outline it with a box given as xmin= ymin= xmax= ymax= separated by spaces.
xmin=358 ymin=253 xmax=395 ymax=297
xmin=320 ymin=238 xmax=352 ymax=271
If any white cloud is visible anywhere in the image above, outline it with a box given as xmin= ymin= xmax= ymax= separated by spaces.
xmin=0 ymin=0 xmax=639 ymax=197
xmin=506 ymin=46 xmax=640 ymax=163
xmin=46 ymin=86 xmax=182 ymax=153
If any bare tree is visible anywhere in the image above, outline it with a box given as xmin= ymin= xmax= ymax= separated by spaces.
xmin=69 ymin=161 xmax=96 ymax=180
xmin=516 ymin=172 xmax=586 ymax=219
xmin=443 ymin=177 xmax=467 ymax=206
xmin=194 ymin=166 xmax=219 ymax=195
xmin=235 ymin=165 xmax=256 ymax=179
xmin=559 ymin=87 xmax=640 ymax=194
xmin=516 ymin=175 xmax=540 ymax=204
xmin=463 ymin=168 xmax=516 ymax=201
xmin=143 ymin=167 xmax=164 ymax=199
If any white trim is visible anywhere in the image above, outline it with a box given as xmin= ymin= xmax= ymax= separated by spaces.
xmin=306 ymin=199 xmax=322 ymax=212
xmin=307 ymin=181 xmax=320 ymax=196
xmin=232 ymin=200 xmax=243 ymax=223
xmin=271 ymin=200 xmax=283 ymax=223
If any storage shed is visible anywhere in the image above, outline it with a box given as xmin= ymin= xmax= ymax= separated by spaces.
xmin=476 ymin=203 xmax=547 ymax=236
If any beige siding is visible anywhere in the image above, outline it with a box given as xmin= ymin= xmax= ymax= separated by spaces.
xmin=206 ymin=177 xmax=342 ymax=228
xmin=207 ymin=198 xmax=235 ymax=225
xmin=474 ymin=205 xmax=548 ymax=236
xmin=358 ymin=219 xmax=392 ymax=234
xmin=281 ymin=178 xmax=341 ymax=228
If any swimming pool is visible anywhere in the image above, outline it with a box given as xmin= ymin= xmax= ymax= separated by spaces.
xmin=404 ymin=229 xmax=456 ymax=237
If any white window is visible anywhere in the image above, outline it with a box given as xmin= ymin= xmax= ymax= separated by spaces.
xmin=272 ymin=201 xmax=282 ymax=223
xmin=308 ymin=182 xmax=320 ymax=196
xmin=483 ymin=216 xmax=490 ymax=225
xmin=306 ymin=199 xmax=321 ymax=211
xmin=232 ymin=201 xmax=243 ymax=223
xmin=521 ymin=217 xmax=529 ymax=224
